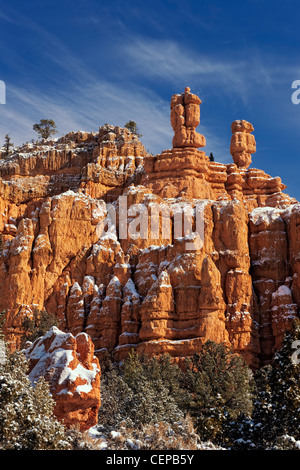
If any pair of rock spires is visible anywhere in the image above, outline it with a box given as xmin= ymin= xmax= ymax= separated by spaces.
xmin=170 ymin=86 xmax=256 ymax=169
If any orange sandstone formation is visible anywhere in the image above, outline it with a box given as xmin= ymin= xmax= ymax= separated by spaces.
xmin=170 ymin=86 xmax=206 ymax=149
xmin=230 ymin=119 xmax=256 ymax=169
xmin=25 ymin=326 xmax=101 ymax=430
xmin=0 ymin=87 xmax=298 ymax=376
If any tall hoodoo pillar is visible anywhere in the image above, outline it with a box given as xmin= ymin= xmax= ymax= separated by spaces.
xmin=170 ymin=87 xmax=206 ymax=149
xmin=230 ymin=119 xmax=256 ymax=169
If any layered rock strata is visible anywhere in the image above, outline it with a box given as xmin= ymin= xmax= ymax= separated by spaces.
xmin=0 ymin=88 xmax=298 ymax=370
xmin=142 ymin=150 xmax=293 ymax=210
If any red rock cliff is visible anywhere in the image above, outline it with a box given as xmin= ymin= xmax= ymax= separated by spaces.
xmin=0 ymin=91 xmax=298 ymax=369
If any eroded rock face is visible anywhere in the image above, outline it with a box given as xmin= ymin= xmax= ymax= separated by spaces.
xmin=170 ymin=87 xmax=206 ymax=149
xmin=0 ymin=94 xmax=298 ymax=371
xmin=230 ymin=120 xmax=256 ymax=169
xmin=249 ymin=206 xmax=299 ymax=362
xmin=25 ymin=326 xmax=101 ymax=431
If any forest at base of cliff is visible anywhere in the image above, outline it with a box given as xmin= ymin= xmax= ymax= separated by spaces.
xmin=1 ymin=318 xmax=300 ymax=451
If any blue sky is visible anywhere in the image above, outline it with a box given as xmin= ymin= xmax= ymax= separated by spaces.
xmin=0 ymin=0 xmax=300 ymax=200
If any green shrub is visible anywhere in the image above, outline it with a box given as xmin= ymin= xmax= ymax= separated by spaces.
xmin=223 ymin=318 xmax=300 ymax=450
xmin=21 ymin=308 xmax=58 ymax=347
xmin=98 ymin=342 xmax=254 ymax=445
xmin=180 ymin=341 xmax=254 ymax=443
xmin=98 ymin=352 xmax=184 ymax=429
xmin=0 ymin=351 xmax=71 ymax=450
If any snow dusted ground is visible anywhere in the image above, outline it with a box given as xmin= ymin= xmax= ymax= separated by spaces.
xmin=87 ymin=424 xmax=225 ymax=450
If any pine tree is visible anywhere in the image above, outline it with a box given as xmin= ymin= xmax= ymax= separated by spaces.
xmin=124 ymin=121 xmax=142 ymax=138
xmin=21 ymin=308 xmax=58 ymax=348
xmin=3 ymin=134 xmax=13 ymax=157
xmin=33 ymin=119 xmax=57 ymax=140
xmin=123 ymin=348 xmax=144 ymax=391
xmin=128 ymin=376 xmax=184 ymax=426
xmin=98 ymin=360 xmax=135 ymax=428
xmin=222 ymin=365 xmax=272 ymax=449
xmin=0 ymin=351 xmax=71 ymax=450
xmin=268 ymin=318 xmax=300 ymax=445
xmin=123 ymin=350 xmax=184 ymax=426
xmin=181 ymin=340 xmax=254 ymax=443
xmin=98 ymin=351 xmax=185 ymax=430
xmin=223 ymin=319 xmax=300 ymax=450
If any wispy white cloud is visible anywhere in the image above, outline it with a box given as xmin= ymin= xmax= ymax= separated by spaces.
xmin=0 ymin=79 xmax=173 ymax=154
xmin=122 ymin=37 xmax=299 ymax=104
xmin=0 ymin=9 xmax=19 ymax=24
xmin=1 ymin=79 xmax=232 ymax=160
xmin=0 ymin=11 xmax=228 ymax=156
xmin=2 ymin=8 xmax=296 ymax=160
xmin=123 ymin=38 xmax=252 ymax=101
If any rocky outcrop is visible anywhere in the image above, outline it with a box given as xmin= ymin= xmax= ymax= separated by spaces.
xmin=0 ymin=88 xmax=299 ymax=371
xmin=249 ymin=206 xmax=299 ymax=362
xmin=142 ymin=152 xmax=294 ymax=210
xmin=0 ymin=126 xmax=147 ymax=205
xmin=25 ymin=326 xmax=101 ymax=431
xmin=170 ymin=86 xmax=206 ymax=149
xmin=230 ymin=120 xmax=256 ymax=169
